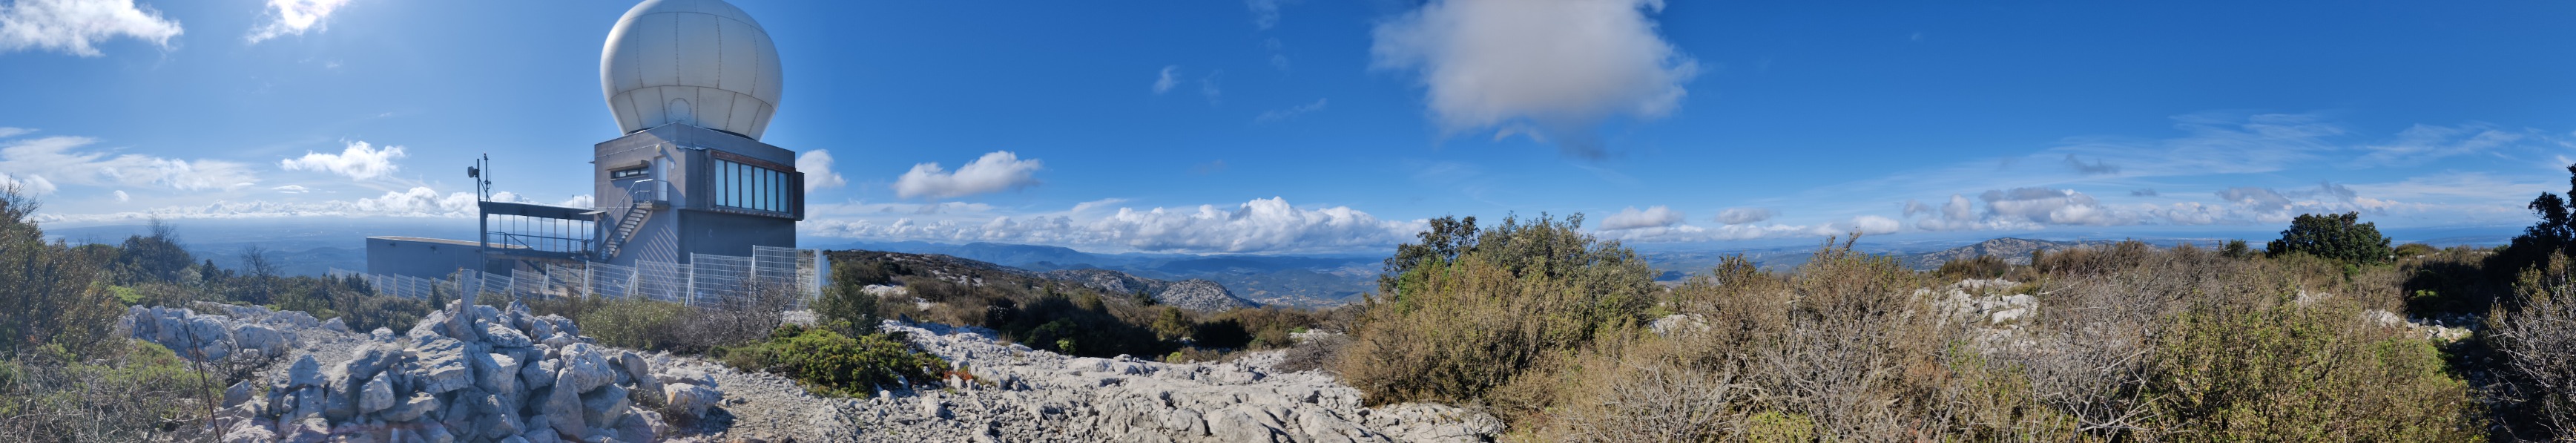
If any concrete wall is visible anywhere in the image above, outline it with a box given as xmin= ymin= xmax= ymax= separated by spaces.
xmin=366 ymin=237 xmax=484 ymax=280
xmin=591 ymin=122 xmax=803 ymax=266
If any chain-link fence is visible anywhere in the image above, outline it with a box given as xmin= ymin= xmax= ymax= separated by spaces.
xmin=336 ymin=248 xmax=822 ymax=309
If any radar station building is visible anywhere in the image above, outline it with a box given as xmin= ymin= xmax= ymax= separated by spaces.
xmin=366 ymin=0 xmax=806 ymax=283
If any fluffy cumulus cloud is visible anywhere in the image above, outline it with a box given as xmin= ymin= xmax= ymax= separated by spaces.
xmin=1714 ymin=207 xmax=1775 ymax=225
xmin=1908 ymin=188 xmax=2127 ymax=231
xmin=807 ymin=197 xmax=1418 ymax=254
xmin=111 ymin=189 xmax=126 ymax=202
xmin=1371 ymin=0 xmax=1698 ymax=157
xmin=0 ymin=135 xmax=256 ymax=191
xmin=796 ymin=149 xmax=846 ymax=191
xmin=245 ymin=0 xmax=349 ymax=43
xmin=893 ymin=151 xmax=1041 ymax=199
xmin=279 ymin=140 xmax=404 ymax=180
xmin=1598 ymin=205 xmax=1684 ymax=230
xmin=0 ymin=0 xmax=183 ymax=56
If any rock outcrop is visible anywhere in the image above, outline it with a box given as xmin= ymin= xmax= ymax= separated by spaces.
xmin=160 ymin=301 xmax=725 ymax=443
xmin=775 ymin=321 xmax=1501 ymax=442
xmin=125 ymin=303 xmax=317 ymax=362
xmin=1044 ymin=269 xmax=1259 ymax=312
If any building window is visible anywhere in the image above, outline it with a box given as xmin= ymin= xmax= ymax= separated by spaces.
xmin=714 ymin=159 xmax=790 ymax=214
xmin=609 ymin=166 xmax=648 ymax=180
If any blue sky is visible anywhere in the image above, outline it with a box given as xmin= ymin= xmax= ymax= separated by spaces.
xmin=3 ymin=0 xmax=2573 ymax=254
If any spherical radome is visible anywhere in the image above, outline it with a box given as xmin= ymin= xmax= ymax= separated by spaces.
xmin=601 ymin=0 xmax=783 ymax=140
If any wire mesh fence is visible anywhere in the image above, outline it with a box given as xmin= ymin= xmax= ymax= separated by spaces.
xmin=337 ymin=249 xmax=823 ymax=309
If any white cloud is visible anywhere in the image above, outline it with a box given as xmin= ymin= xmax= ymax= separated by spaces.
xmin=0 ymin=0 xmax=182 ymax=56
xmin=0 ymin=127 xmax=31 ymax=138
xmin=1199 ymin=70 xmax=1223 ymax=104
xmin=1253 ymin=99 xmax=1328 ymax=123
xmin=1152 ymin=65 xmax=1179 ymax=94
xmin=0 ymin=172 xmax=57 ymax=195
xmin=1070 ymin=198 xmax=1128 ymax=213
xmin=278 ymin=140 xmax=404 ymax=180
xmin=796 ymin=149 xmax=846 ymax=191
xmin=893 ymin=151 xmax=1042 ymax=199
xmin=245 ymin=0 xmax=350 ymax=44
xmin=1908 ymin=188 xmax=2127 ymax=231
xmin=1901 ymin=183 xmax=2408 ymax=232
xmin=0 ymin=136 xmax=257 ymax=191
xmin=1714 ymin=207 xmax=1774 ymax=225
xmin=272 ymin=185 xmax=309 ymax=194
xmin=30 ymin=186 xmax=558 ymax=223
xmin=1599 ymin=205 xmax=1684 ymax=230
xmin=1246 ymin=0 xmax=1288 ymax=29
xmin=111 ymin=189 xmax=126 ymax=202
xmin=808 ymin=197 xmax=1419 ymax=254
xmin=2353 ymin=123 xmax=2527 ymax=166
xmin=1371 ymin=0 xmax=1698 ymax=157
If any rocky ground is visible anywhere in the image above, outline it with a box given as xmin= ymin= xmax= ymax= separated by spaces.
xmin=129 ymin=303 xmax=1496 ymax=442
xmin=668 ymin=321 xmax=1498 ymax=442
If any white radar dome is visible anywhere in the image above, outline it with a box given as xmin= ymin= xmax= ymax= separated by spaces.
xmin=601 ymin=0 xmax=783 ymax=140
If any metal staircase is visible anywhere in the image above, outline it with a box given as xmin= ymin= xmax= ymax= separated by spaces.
xmin=598 ymin=201 xmax=658 ymax=260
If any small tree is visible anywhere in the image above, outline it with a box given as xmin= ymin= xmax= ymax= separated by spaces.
xmin=815 ymin=260 xmax=885 ymax=336
xmin=2265 ymin=211 xmax=2391 ymax=264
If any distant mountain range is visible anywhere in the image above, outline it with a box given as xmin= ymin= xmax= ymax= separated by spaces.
xmin=808 ymin=240 xmax=1383 ymax=307
xmin=823 ymin=249 xmax=1262 ymax=312
xmin=1900 ymin=237 xmax=2124 ymax=269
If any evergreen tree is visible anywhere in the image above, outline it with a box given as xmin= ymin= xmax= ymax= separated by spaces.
xmin=2266 ymin=211 xmax=2391 ymax=263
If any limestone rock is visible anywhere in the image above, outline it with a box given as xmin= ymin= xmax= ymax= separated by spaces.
xmin=522 ymin=358 xmax=559 ymax=390
xmin=542 ymin=381 xmax=589 ymax=439
xmin=556 ymin=344 xmax=617 ymax=393
xmin=286 ymin=355 xmax=324 ymax=389
xmin=485 ymin=321 xmax=534 ymax=347
xmin=320 ymin=317 xmax=351 ymax=333
xmin=617 ymin=351 xmax=663 ymax=404
xmin=582 ymin=384 xmax=632 ymax=427
xmin=412 ymin=335 xmax=473 ymax=394
xmin=381 ymin=392 xmax=440 ymax=421
xmin=662 ymin=383 xmax=719 ymax=418
xmin=477 ymin=352 xmax=522 ymax=393
xmin=358 ymin=376 xmax=395 ymax=413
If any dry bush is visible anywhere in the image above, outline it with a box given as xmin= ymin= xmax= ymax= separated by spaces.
xmin=1509 ymin=240 xmax=2483 ymax=442
xmin=2496 ymin=254 xmax=2576 ymax=438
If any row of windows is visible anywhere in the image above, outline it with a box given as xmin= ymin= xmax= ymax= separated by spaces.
xmin=714 ymin=159 xmax=791 ymax=213
xmin=609 ymin=167 xmax=648 ymax=180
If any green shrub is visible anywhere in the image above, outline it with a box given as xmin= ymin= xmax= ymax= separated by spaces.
xmin=716 ymin=325 xmax=947 ymax=398
xmin=2268 ymin=211 xmax=2394 ymax=264
xmin=1338 ymin=214 xmax=1656 ymax=408
xmin=816 ymin=261 xmax=886 ymax=337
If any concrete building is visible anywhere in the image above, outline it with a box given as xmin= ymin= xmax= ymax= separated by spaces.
xmin=368 ymin=0 xmax=802 ymax=280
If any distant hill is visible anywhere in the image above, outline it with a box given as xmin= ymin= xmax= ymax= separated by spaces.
xmin=1902 ymin=237 xmax=2124 ymax=269
xmin=824 ymin=240 xmax=1380 ymax=307
xmin=825 ymin=249 xmax=1261 ymax=312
